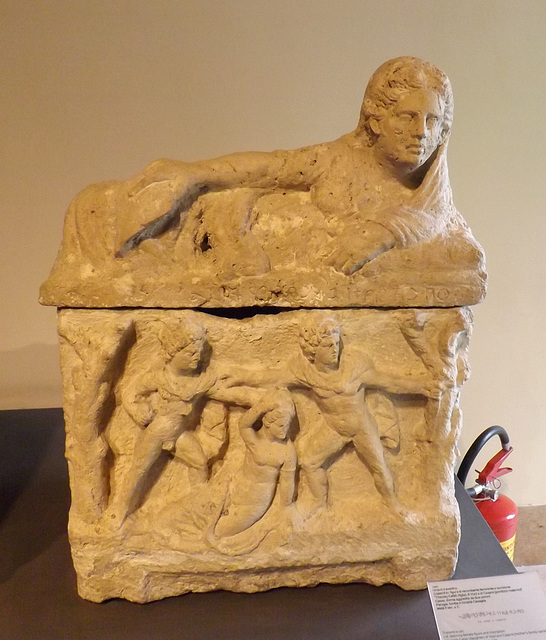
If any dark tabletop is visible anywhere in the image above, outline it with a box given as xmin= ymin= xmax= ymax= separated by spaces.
xmin=0 ymin=408 xmax=516 ymax=640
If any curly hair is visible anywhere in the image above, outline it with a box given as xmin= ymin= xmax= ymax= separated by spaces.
xmin=158 ymin=317 xmax=206 ymax=360
xmin=262 ymin=388 xmax=296 ymax=424
xmin=298 ymin=315 xmax=341 ymax=363
xmin=357 ymin=56 xmax=454 ymax=144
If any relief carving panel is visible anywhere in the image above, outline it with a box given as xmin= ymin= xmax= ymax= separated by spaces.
xmin=58 ymin=307 xmax=471 ymax=602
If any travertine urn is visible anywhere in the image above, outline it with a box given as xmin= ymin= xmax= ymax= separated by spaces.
xmin=40 ymin=56 xmax=486 ymax=603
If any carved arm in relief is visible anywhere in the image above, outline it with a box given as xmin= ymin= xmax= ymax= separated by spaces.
xmin=117 ymin=144 xmax=325 ymax=257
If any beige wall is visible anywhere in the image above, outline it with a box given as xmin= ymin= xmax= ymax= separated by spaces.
xmin=1 ymin=1 xmax=545 ymax=505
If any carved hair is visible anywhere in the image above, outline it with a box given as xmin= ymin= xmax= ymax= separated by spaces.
xmin=264 ymin=389 xmax=296 ymax=423
xmin=298 ymin=315 xmax=341 ymax=363
xmin=357 ymin=56 xmax=454 ymax=144
xmin=158 ymin=317 xmax=206 ymax=359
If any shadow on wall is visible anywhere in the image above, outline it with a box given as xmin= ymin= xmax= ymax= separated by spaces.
xmin=0 ymin=344 xmax=62 ymax=409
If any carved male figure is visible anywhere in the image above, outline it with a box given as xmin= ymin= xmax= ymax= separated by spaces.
xmin=288 ymin=316 xmax=436 ymax=511
xmin=398 ymin=310 xmax=470 ymax=441
xmin=105 ymin=319 xmax=213 ymax=524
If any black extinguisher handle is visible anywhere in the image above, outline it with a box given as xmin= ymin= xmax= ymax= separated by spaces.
xmin=457 ymin=425 xmax=511 ymax=489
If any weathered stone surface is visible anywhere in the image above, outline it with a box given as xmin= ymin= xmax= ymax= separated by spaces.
xmin=58 ymin=307 xmax=470 ymax=603
xmin=40 ymin=57 xmax=486 ymax=310
xmin=41 ymin=56 xmax=487 ymax=602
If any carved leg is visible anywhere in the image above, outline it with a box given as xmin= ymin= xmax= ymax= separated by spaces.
xmin=302 ymin=462 xmax=329 ymax=509
xmin=214 ymin=490 xmax=274 ymax=538
xmin=195 ymin=400 xmax=228 ymax=462
xmin=298 ymin=427 xmax=347 ymax=513
xmin=352 ymin=405 xmax=397 ymax=508
xmin=108 ymin=413 xmax=181 ymax=523
xmin=353 ymin=430 xmax=395 ymax=499
xmin=174 ymin=431 xmax=209 ymax=485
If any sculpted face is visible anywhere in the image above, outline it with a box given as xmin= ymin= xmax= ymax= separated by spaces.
xmin=262 ymin=408 xmax=290 ymax=440
xmin=171 ymin=339 xmax=204 ymax=373
xmin=314 ymin=331 xmax=341 ymax=369
xmin=372 ymin=88 xmax=445 ymax=176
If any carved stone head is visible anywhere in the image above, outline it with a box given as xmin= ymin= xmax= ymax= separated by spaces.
xmin=159 ymin=318 xmax=207 ymax=371
xmin=261 ymin=389 xmax=295 ymax=441
xmin=358 ymin=56 xmax=454 ymax=177
xmin=299 ymin=315 xmax=342 ymax=368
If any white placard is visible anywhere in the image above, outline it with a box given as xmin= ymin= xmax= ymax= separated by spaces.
xmin=428 ymin=572 xmax=546 ymax=639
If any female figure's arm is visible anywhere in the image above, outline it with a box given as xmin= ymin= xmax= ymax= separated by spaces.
xmin=237 ymin=402 xmax=266 ymax=452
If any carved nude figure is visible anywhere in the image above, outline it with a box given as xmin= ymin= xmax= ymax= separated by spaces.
xmin=118 ymin=56 xmax=456 ymax=275
xmin=107 ymin=319 xmax=243 ymax=525
xmin=288 ymin=316 xmax=437 ymax=511
xmin=213 ymin=390 xmax=297 ymax=539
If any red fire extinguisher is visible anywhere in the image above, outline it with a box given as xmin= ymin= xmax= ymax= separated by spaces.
xmin=457 ymin=425 xmax=518 ymax=561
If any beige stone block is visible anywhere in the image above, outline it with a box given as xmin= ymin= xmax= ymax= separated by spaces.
xmin=58 ymin=307 xmax=470 ymax=602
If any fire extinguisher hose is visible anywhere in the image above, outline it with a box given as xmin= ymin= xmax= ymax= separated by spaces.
xmin=457 ymin=425 xmax=511 ymax=497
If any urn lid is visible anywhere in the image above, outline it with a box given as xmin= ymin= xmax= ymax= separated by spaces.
xmin=39 ymin=56 xmax=487 ymax=310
